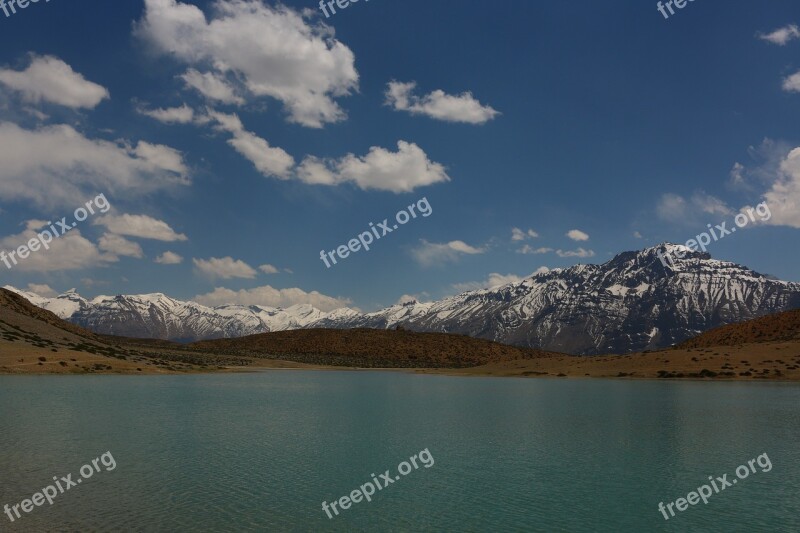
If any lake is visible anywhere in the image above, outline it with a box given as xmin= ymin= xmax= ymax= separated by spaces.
xmin=1 ymin=372 xmax=798 ymax=532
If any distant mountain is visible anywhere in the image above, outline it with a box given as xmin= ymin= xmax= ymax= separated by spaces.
xmin=7 ymin=244 xmax=800 ymax=354
xmin=3 ymin=286 xmax=358 ymax=343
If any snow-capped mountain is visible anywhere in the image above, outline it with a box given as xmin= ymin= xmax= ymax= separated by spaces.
xmin=313 ymin=244 xmax=800 ymax=354
xmin=2 ymin=285 xmax=360 ymax=342
xmin=6 ymin=244 xmax=800 ymax=354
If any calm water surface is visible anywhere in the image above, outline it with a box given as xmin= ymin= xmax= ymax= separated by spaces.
xmin=1 ymin=372 xmax=798 ymax=532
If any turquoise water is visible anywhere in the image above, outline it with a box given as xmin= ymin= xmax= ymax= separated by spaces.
xmin=1 ymin=372 xmax=798 ymax=532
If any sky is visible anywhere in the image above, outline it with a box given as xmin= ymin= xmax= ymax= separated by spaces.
xmin=0 ymin=0 xmax=799 ymax=312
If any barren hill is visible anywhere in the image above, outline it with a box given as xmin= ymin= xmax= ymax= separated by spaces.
xmin=0 ymin=288 xmax=242 ymax=374
xmin=190 ymin=328 xmax=552 ymax=368
xmin=678 ymin=308 xmax=800 ymax=348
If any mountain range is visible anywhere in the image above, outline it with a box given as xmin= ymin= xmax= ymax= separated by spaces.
xmin=6 ymin=244 xmax=800 ymax=354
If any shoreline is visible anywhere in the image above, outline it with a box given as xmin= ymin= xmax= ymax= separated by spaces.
xmin=3 ymin=338 xmax=800 ymax=382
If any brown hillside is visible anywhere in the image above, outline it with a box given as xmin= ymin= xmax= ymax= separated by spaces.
xmin=190 ymin=328 xmax=552 ymax=368
xmin=0 ymin=288 xmax=246 ymax=374
xmin=678 ymin=308 xmax=800 ymax=348
xmin=0 ymin=288 xmax=96 ymax=340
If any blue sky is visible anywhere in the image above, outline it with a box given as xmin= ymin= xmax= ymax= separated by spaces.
xmin=0 ymin=0 xmax=799 ymax=312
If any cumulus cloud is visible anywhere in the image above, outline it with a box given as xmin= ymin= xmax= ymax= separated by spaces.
xmin=297 ymin=141 xmax=449 ymax=193
xmin=180 ymin=69 xmax=244 ymax=105
xmin=155 ymin=251 xmax=183 ymax=264
xmin=193 ymin=256 xmax=257 ymax=279
xmin=95 ymin=214 xmax=188 ymax=242
xmin=566 ymin=229 xmax=589 ymax=241
xmin=452 ymin=273 xmax=523 ymax=292
xmin=0 ymin=122 xmax=189 ymax=209
xmin=511 ymin=227 xmax=538 ymax=241
xmin=385 ymin=81 xmax=499 ymax=124
xmin=451 ymin=268 xmax=550 ymax=293
xmin=0 ymin=55 xmax=109 ymax=109
xmin=135 ymin=0 xmax=358 ymax=128
xmin=199 ymin=110 xmax=445 ymax=191
xmin=656 ymin=191 xmax=733 ymax=225
xmin=258 ymin=264 xmax=279 ymax=274
xmin=208 ymin=110 xmax=295 ymax=178
xmin=25 ymin=283 xmax=58 ymax=297
xmin=517 ymin=245 xmax=553 ymax=255
xmin=411 ymin=239 xmax=486 ymax=267
xmin=193 ymin=285 xmax=352 ymax=312
xmin=782 ymin=71 xmax=800 ymax=93
xmin=0 ymin=221 xmax=114 ymax=272
xmin=137 ymin=103 xmax=196 ymax=124
xmin=394 ymin=292 xmax=430 ymax=305
xmin=556 ymin=248 xmax=595 ymax=258
xmin=747 ymin=146 xmax=800 ymax=228
xmin=98 ymin=233 xmax=144 ymax=258
xmin=133 ymin=141 xmax=188 ymax=175
xmin=759 ymin=24 xmax=800 ymax=45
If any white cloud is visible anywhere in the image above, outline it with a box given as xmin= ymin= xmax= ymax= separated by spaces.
xmin=297 ymin=141 xmax=449 ymax=193
xmin=451 ymin=268 xmax=550 ymax=293
xmin=556 ymin=248 xmax=595 ymax=258
xmin=258 ymin=264 xmax=279 ymax=274
xmin=747 ymin=146 xmax=800 ymax=228
xmin=155 ymin=251 xmax=183 ymax=264
xmin=98 ymin=233 xmax=144 ymax=258
xmin=385 ymin=81 xmax=499 ymax=124
xmin=135 ymin=0 xmax=359 ymax=128
xmin=23 ymin=107 xmax=49 ymax=121
xmin=95 ymin=214 xmax=188 ymax=242
xmin=782 ymin=71 xmax=800 ymax=93
xmin=133 ymin=141 xmax=188 ymax=175
xmin=656 ymin=191 xmax=733 ymax=225
xmin=394 ymin=293 xmax=430 ymax=305
xmin=759 ymin=24 xmax=800 ymax=45
xmin=137 ymin=103 xmax=195 ymax=124
xmin=180 ymin=69 xmax=244 ymax=105
xmin=26 ymin=283 xmax=58 ymax=297
xmin=633 ymin=231 xmax=643 ymax=239
xmin=0 ymin=55 xmax=109 ymax=109
xmin=411 ymin=239 xmax=486 ymax=267
xmin=511 ymin=227 xmax=538 ymax=241
xmin=728 ymin=162 xmax=750 ymax=191
xmin=517 ymin=245 xmax=553 ymax=255
xmin=452 ymin=273 xmax=523 ymax=292
xmin=566 ymin=229 xmax=589 ymax=242
xmin=193 ymin=256 xmax=257 ymax=279
xmin=193 ymin=285 xmax=352 ymax=312
xmin=208 ymin=110 xmax=295 ymax=178
xmin=0 ymin=221 xmax=114 ymax=272
xmin=0 ymin=122 xmax=189 ymax=209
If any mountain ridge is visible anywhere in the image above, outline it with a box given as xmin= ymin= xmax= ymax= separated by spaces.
xmin=6 ymin=244 xmax=800 ymax=354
